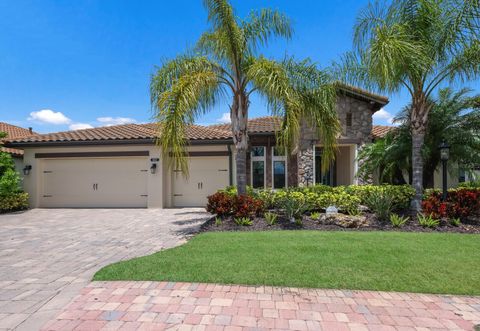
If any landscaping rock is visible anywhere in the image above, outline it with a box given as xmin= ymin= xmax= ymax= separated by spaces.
xmin=319 ymin=213 xmax=369 ymax=228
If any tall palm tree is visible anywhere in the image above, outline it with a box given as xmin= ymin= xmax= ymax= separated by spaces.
xmin=150 ymin=0 xmax=340 ymax=195
xmin=335 ymin=0 xmax=480 ymax=210
xmin=358 ymin=87 xmax=480 ymax=186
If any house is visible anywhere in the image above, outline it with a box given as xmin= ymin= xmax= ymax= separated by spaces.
xmin=0 ymin=122 xmax=34 ymax=174
xmin=5 ymin=86 xmax=388 ymax=208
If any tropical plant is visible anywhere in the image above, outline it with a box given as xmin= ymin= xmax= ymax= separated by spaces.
xmin=417 ymin=213 xmax=440 ymax=228
xmin=358 ymin=88 xmax=480 ymax=187
xmin=335 ymin=0 xmax=480 ymax=211
xmin=310 ymin=211 xmax=321 ymax=220
xmin=214 ymin=216 xmax=222 ymax=226
xmin=150 ymin=0 xmax=340 ymax=195
xmin=264 ymin=211 xmax=278 ymax=225
xmin=389 ymin=213 xmax=409 ymax=227
xmin=234 ymin=217 xmax=253 ymax=226
xmin=365 ymin=189 xmax=395 ymax=222
xmin=450 ymin=218 xmax=461 ymax=227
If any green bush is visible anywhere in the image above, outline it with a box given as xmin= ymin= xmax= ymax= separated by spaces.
xmin=234 ymin=217 xmax=253 ymax=226
xmin=0 ymin=192 xmax=29 ymax=213
xmin=345 ymin=185 xmax=415 ymax=211
xmin=458 ymin=181 xmax=480 ymax=188
xmin=310 ymin=211 xmax=321 ymax=220
xmin=275 ymin=190 xmax=308 ymax=220
xmin=364 ymin=189 xmax=395 ymax=221
xmin=316 ymin=191 xmax=361 ymax=215
xmin=264 ymin=212 xmax=278 ymax=225
xmin=418 ymin=213 xmax=440 ymax=228
xmin=390 ymin=214 xmax=409 ymax=227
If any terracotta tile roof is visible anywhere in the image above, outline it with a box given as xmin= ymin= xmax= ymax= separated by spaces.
xmin=209 ymin=116 xmax=282 ymax=133
xmin=5 ymin=117 xmax=396 ymax=147
xmin=372 ymin=125 xmax=395 ymax=139
xmin=0 ymin=122 xmax=35 ymax=156
xmin=6 ymin=123 xmax=232 ymax=146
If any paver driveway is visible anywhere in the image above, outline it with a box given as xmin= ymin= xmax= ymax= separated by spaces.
xmin=0 ymin=208 xmax=211 ymax=330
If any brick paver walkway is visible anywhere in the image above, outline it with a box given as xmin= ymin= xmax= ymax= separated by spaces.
xmin=43 ymin=281 xmax=480 ymax=331
xmin=0 ymin=209 xmax=210 ymax=330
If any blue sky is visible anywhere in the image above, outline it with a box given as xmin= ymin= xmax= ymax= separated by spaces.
xmin=0 ymin=0 xmax=478 ymax=133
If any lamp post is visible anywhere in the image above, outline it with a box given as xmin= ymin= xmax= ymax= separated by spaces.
xmin=439 ymin=141 xmax=450 ymax=201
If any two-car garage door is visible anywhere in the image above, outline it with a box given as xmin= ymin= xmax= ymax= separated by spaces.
xmin=40 ymin=157 xmax=148 ymax=208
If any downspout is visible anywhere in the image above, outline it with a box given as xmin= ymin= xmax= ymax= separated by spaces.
xmin=227 ymin=144 xmax=233 ymax=186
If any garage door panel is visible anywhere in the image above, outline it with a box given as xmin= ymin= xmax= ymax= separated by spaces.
xmin=173 ymin=156 xmax=229 ymax=207
xmin=41 ymin=157 xmax=148 ymax=208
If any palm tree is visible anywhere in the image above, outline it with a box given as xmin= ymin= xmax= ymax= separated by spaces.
xmin=150 ymin=0 xmax=340 ymax=195
xmin=335 ymin=0 xmax=480 ymax=210
xmin=358 ymin=87 xmax=480 ymax=186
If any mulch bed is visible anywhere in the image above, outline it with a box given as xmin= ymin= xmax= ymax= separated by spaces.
xmin=200 ymin=213 xmax=480 ymax=234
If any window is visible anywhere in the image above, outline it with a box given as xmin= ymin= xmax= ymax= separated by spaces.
xmin=272 ymin=147 xmax=287 ymax=189
xmin=314 ymin=147 xmax=334 ymax=186
xmin=346 ymin=112 xmax=352 ymax=127
xmin=251 ymin=147 xmax=265 ymax=188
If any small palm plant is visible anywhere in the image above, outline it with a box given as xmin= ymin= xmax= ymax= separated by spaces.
xmin=151 ymin=0 xmax=340 ymax=195
xmin=390 ymin=214 xmax=409 ymax=228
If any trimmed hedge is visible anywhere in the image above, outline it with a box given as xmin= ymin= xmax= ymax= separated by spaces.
xmin=212 ymin=184 xmax=415 ymax=215
xmin=0 ymin=193 xmax=29 ymax=213
xmin=422 ymin=188 xmax=480 ymax=219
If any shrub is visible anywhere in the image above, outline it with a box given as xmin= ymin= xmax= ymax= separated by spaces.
xmin=206 ymin=192 xmax=235 ymax=216
xmin=390 ymin=214 xmax=409 ymax=228
xmin=264 ymin=212 xmax=278 ymax=225
xmin=418 ymin=213 xmax=440 ymax=228
xmin=364 ymin=189 xmax=395 ymax=221
xmin=294 ymin=218 xmax=303 ymax=226
xmin=234 ymin=195 xmax=264 ymax=218
xmin=458 ymin=180 xmax=480 ymax=188
xmin=257 ymin=189 xmax=276 ymax=209
xmin=206 ymin=192 xmax=264 ymax=218
xmin=310 ymin=211 xmax=321 ymax=220
xmin=316 ymin=191 xmax=361 ymax=215
xmin=234 ymin=217 xmax=253 ymax=226
xmin=450 ymin=218 xmax=461 ymax=227
xmin=345 ymin=185 xmax=415 ymax=211
xmin=422 ymin=188 xmax=480 ymax=219
xmin=214 ymin=217 xmax=222 ymax=226
xmin=275 ymin=190 xmax=308 ymax=221
xmin=0 ymin=192 xmax=29 ymax=213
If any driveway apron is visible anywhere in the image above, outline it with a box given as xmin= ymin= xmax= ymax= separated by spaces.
xmin=0 ymin=208 xmax=210 ymax=330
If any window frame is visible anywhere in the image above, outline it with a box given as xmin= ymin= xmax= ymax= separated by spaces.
xmin=271 ymin=147 xmax=288 ymax=189
xmin=250 ymin=146 xmax=266 ymax=189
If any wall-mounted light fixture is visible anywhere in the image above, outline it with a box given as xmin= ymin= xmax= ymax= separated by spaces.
xmin=150 ymin=163 xmax=157 ymax=174
xmin=150 ymin=158 xmax=159 ymax=174
xmin=23 ymin=165 xmax=32 ymax=176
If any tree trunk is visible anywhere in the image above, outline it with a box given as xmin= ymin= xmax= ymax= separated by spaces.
xmin=410 ymin=94 xmax=430 ymax=212
xmin=231 ymin=91 xmax=249 ymax=195
xmin=411 ymin=131 xmax=425 ymax=211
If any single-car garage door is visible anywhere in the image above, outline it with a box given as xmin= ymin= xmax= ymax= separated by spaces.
xmin=173 ymin=156 xmax=229 ymax=207
xmin=41 ymin=157 xmax=148 ymax=208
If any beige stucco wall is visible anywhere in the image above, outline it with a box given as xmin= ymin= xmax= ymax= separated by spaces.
xmin=21 ymin=144 xmax=163 ymax=208
xmin=336 ymin=145 xmax=355 ymax=186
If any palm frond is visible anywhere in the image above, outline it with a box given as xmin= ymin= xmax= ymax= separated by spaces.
xmin=242 ymin=8 xmax=292 ymax=52
xmin=151 ymin=56 xmax=223 ymax=174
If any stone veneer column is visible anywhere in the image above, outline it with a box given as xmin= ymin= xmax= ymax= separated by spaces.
xmin=355 ymin=143 xmax=373 ymax=185
xmin=297 ymin=145 xmax=314 ymax=187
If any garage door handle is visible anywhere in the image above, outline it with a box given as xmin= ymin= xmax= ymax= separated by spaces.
xmin=173 ymin=194 xmax=183 ymax=197
xmin=218 ymin=169 xmax=228 ymax=172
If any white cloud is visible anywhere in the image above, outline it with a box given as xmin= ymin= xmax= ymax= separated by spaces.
xmin=97 ymin=117 xmax=136 ymax=126
xmin=372 ymin=108 xmax=395 ymax=124
xmin=69 ymin=123 xmax=94 ymax=130
xmin=217 ymin=113 xmax=231 ymax=124
xmin=28 ymin=109 xmax=71 ymax=125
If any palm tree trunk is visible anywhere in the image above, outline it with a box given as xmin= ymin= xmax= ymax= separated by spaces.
xmin=410 ymin=95 xmax=429 ymax=212
xmin=411 ymin=130 xmax=425 ymax=211
xmin=231 ymin=91 xmax=249 ymax=195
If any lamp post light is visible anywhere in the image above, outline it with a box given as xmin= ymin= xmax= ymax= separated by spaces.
xmin=439 ymin=141 xmax=450 ymax=201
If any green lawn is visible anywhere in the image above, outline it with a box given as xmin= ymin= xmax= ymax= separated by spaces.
xmin=94 ymin=231 xmax=480 ymax=295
